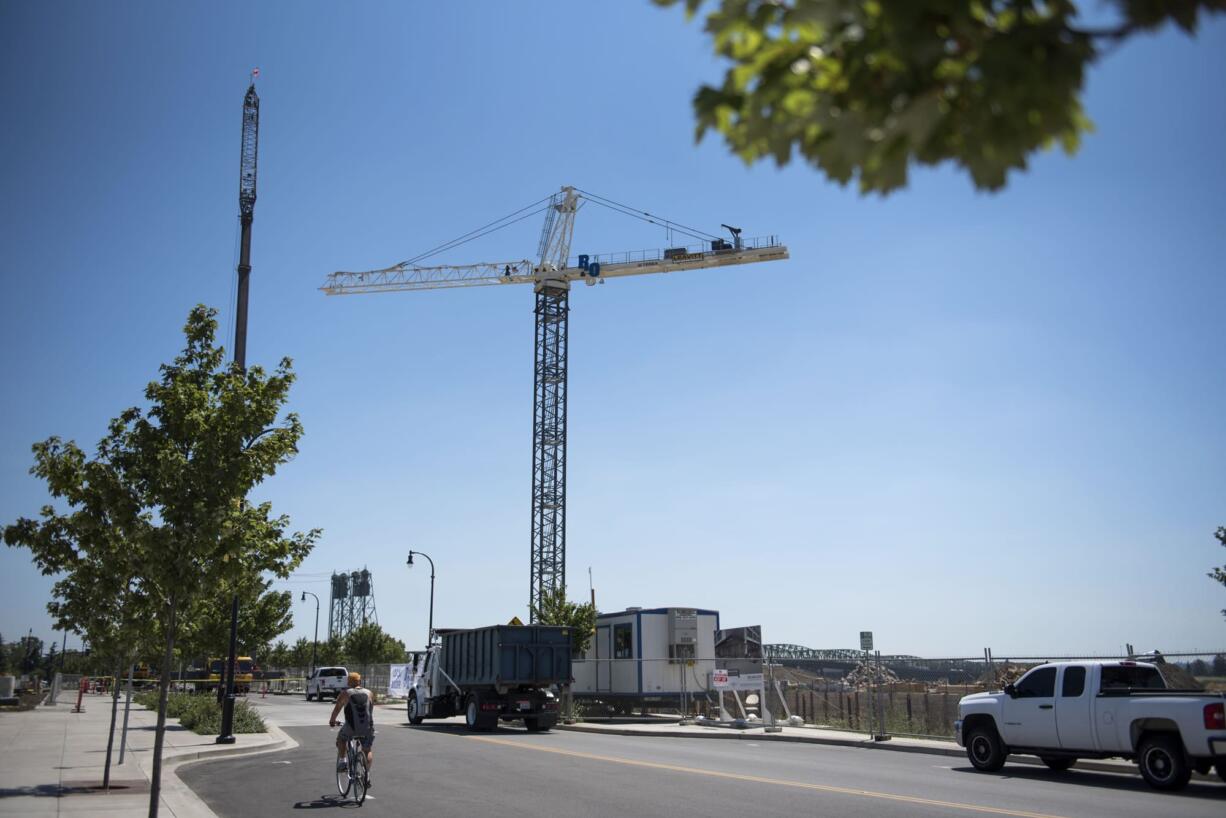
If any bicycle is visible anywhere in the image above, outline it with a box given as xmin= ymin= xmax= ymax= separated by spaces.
xmin=335 ymin=733 xmax=369 ymax=805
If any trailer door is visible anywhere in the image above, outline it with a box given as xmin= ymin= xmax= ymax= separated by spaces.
xmin=596 ymin=625 xmax=611 ymax=692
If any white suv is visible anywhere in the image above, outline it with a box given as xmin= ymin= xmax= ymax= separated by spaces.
xmin=306 ymin=666 xmax=348 ymax=701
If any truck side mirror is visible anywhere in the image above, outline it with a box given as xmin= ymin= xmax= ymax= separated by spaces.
xmin=1004 ymin=683 xmax=1017 ymax=697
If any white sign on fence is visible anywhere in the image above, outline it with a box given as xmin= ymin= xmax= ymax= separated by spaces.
xmin=860 ymin=631 xmax=873 ymax=651
xmin=712 ymin=669 xmax=764 ymax=692
xmin=388 ymin=664 xmax=411 ymax=698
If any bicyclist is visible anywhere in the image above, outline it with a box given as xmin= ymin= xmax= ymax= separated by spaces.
xmin=329 ymin=671 xmax=375 ymax=784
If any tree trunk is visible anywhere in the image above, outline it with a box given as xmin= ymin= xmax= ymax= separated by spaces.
xmin=148 ymin=594 xmax=178 ymax=818
xmin=103 ymin=659 xmax=122 ymax=789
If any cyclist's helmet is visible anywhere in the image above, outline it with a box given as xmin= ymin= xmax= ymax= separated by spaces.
xmin=348 ymin=671 xmax=362 ymax=686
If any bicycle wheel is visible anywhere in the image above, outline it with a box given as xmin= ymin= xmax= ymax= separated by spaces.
xmin=351 ymin=747 xmax=368 ymax=805
xmin=335 ymin=745 xmax=351 ymax=797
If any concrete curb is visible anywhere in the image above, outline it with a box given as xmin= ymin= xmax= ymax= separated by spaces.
xmin=554 ymin=723 xmax=1161 ymax=778
xmin=148 ymin=719 xmax=300 ymax=818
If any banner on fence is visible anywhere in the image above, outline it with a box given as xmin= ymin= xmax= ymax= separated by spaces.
xmin=388 ymin=664 xmax=412 ymax=698
xmin=712 ymin=669 xmax=764 ymax=691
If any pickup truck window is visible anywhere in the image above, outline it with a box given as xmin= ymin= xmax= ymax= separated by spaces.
xmin=320 ymin=668 xmax=346 ymax=677
xmin=1100 ymin=665 xmax=1164 ymax=690
xmin=1015 ymin=666 xmax=1056 ymax=698
xmin=1062 ymin=666 xmax=1086 ymax=697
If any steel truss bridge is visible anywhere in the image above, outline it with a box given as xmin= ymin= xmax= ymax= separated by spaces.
xmin=765 ymin=644 xmax=921 ymax=662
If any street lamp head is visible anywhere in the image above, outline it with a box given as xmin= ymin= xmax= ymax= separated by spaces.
xmin=300 ymin=591 xmax=306 ymax=601
xmin=407 ymin=551 xmax=415 ymax=566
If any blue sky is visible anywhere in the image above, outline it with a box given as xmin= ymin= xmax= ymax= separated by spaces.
xmin=1 ymin=1 xmax=1223 ymax=658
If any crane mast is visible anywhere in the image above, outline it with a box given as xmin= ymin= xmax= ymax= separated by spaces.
xmin=234 ymin=81 xmax=260 ymax=367
xmin=322 ymin=187 xmax=788 ymax=620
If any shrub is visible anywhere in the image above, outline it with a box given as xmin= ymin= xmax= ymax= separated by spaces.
xmin=132 ymin=690 xmax=265 ymax=734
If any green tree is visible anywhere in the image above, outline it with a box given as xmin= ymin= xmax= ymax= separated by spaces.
xmin=1213 ymin=654 xmax=1226 ymax=676
xmin=288 ymin=637 xmax=315 ymax=669
xmin=178 ymin=576 xmax=294 ymax=661
xmin=531 ymin=586 xmax=597 ymax=656
xmin=266 ymin=640 xmax=291 ymax=669
xmin=658 ymin=0 xmax=1225 ymax=194
xmin=0 ymin=633 xmax=7 ymax=674
xmin=1209 ymin=526 xmax=1226 ymax=619
xmin=4 ymin=306 xmax=318 ymax=817
xmin=316 ymin=636 xmax=347 ymax=667
xmin=18 ymin=635 xmax=43 ymax=674
xmin=344 ymin=623 xmax=407 ymax=666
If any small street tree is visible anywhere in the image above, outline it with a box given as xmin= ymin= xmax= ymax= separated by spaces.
xmin=178 ymin=575 xmax=295 ymax=661
xmin=4 ymin=306 xmax=318 ymax=818
xmin=531 ymin=586 xmax=597 ymax=656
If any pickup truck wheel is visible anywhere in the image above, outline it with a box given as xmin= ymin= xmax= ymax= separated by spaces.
xmin=1039 ymin=756 xmax=1075 ymax=771
xmin=306 ymin=691 xmax=314 ymax=702
xmin=1137 ymin=735 xmax=1191 ymax=790
xmin=407 ymin=693 xmax=424 ymax=725
xmin=966 ymin=725 xmax=1007 ymax=772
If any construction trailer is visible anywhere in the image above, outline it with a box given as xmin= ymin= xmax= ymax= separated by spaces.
xmin=572 ymin=606 xmax=719 ymax=710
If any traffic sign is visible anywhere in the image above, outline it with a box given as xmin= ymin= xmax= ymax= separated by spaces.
xmin=859 ymin=631 xmax=873 ymax=651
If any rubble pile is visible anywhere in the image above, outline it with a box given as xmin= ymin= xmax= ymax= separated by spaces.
xmin=979 ymin=663 xmax=1032 ymax=689
xmin=843 ymin=662 xmax=901 ymax=688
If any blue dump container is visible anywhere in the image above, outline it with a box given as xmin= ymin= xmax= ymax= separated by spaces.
xmin=440 ymin=625 xmax=572 ymax=689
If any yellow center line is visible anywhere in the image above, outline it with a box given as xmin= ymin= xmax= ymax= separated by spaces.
xmin=462 ymin=735 xmax=1071 ymax=818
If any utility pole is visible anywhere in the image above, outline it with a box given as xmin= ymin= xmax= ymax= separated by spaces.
xmin=218 ymin=72 xmax=259 ymax=746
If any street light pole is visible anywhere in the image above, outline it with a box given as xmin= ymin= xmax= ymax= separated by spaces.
xmin=300 ymin=591 xmax=320 ymax=674
xmin=406 ymin=551 xmax=436 ymax=649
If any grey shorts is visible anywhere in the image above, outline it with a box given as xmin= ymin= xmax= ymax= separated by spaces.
xmin=338 ymin=724 xmax=375 ymax=749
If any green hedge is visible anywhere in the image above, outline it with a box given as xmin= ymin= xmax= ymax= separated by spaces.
xmin=133 ymin=691 xmax=265 ymax=735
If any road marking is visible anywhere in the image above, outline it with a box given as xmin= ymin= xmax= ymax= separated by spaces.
xmin=464 ymin=736 xmax=1070 ymax=818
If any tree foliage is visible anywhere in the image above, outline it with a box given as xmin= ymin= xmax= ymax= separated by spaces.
xmin=178 ymin=576 xmax=294 ymax=661
xmin=3 ymin=305 xmax=318 ymax=814
xmin=658 ymin=0 xmax=1225 ymax=194
xmin=344 ymin=622 xmax=407 ymax=666
xmin=531 ymin=586 xmax=597 ymax=656
xmin=1210 ymin=526 xmax=1226 ymax=619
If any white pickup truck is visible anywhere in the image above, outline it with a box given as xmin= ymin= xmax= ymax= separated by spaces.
xmin=956 ymin=660 xmax=1225 ymax=790
xmin=305 ymin=666 xmax=349 ymax=701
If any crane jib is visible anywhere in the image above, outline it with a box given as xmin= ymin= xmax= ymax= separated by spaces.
xmin=321 ymin=242 xmax=788 ymax=295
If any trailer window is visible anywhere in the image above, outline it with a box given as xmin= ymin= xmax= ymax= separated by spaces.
xmin=1061 ymin=666 xmax=1086 ymax=697
xmin=614 ymin=624 xmax=633 ymax=659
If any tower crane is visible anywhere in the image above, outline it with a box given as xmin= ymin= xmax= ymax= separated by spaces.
xmin=321 ymin=186 xmax=788 ymax=620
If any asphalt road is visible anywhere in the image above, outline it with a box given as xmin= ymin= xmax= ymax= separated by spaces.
xmin=180 ymin=695 xmax=1226 ymax=817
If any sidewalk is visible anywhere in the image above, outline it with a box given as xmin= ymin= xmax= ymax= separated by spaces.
xmin=556 ymin=718 xmax=1151 ymax=777
xmin=0 ymin=690 xmax=295 ymax=817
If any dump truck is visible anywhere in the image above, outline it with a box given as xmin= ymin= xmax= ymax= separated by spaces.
xmin=406 ymin=624 xmax=571 ymax=732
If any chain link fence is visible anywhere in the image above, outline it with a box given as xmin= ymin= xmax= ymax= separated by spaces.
xmin=569 ymin=649 xmax=1226 ymax=739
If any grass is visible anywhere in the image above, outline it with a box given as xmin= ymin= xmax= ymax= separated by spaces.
xmin=133 ymin=691 xmax=266 ymax=734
